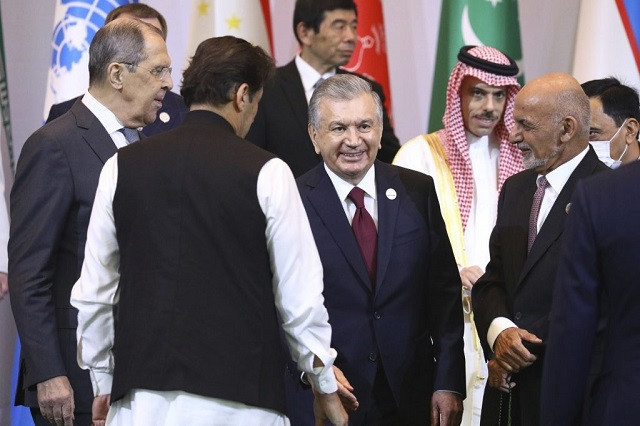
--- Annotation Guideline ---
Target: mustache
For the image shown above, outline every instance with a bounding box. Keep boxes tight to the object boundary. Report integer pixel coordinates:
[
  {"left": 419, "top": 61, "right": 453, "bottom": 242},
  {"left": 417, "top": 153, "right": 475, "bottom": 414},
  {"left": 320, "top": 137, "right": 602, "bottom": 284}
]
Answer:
[
  {"left": 517, "top": 142, "right": 531, "bottom": 150},
  {"left": 476, "top": 111, "right": 499, "bottom": 120}
]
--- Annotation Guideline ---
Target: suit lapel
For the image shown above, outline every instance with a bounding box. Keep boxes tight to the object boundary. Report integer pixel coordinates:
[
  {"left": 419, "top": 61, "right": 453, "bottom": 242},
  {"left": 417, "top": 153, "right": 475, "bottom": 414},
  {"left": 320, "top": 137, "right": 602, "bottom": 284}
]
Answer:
[
  {"left": 278, "top": 61, "right": 310, "bottom": 137},
  {"left": 305, "top": 166, "right": 373, "bottom": 292},
  {"left": 518, "top": 149, "right": 602, "bottom": 284},
  {"left": 71, "top": 100, "right": 118, "bottom": 164},
  {"left": 374, "top": 162, "right": 400, "bottom": 294}
]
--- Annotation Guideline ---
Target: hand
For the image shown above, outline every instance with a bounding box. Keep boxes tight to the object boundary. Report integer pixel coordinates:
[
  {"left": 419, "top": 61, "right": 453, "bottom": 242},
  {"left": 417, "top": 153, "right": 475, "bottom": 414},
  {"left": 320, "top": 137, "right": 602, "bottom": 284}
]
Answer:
[
  {"left": 313, "top": 391, "right": 348, "bottom": 426},
  {"left": 430, "top": 391, "right": 463, "bottom": 426},
  {"left": 493, "top": 327, "right": 542, "bottom": 373},
  {"left": 91, "top": 394, "right": 110, "bottom": 426},
  {"left": 459, "top": 266, "right": 483, "bottom": 289},
  {"left": 37, "top": 376, "right": 74, "bottom": 425},
  {"left": 0, "top": 272, "right": 8, "bottom": 300},
  {"left": 332, "top": 365, "right": 359, "bottom": 411},
  {"left": 487, "top": 359, "right": 515, "bottom": 393}
]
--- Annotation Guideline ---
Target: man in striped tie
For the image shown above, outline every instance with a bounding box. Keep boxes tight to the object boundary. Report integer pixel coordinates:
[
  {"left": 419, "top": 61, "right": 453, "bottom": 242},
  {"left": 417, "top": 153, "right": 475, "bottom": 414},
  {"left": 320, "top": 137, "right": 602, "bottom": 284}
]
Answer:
[{"left": 471, "top": 73, "right": 608, "bottom": 426}]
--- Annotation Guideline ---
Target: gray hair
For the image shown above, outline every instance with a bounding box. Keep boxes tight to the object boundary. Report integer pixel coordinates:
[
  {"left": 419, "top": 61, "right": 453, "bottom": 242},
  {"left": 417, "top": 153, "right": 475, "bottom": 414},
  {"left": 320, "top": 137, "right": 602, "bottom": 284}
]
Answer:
[
  {"left": 88, "top": 18, "right": 161, "bottom": 86},
  {"left": 554, "top": 88, "right": 591, "bottom": 139},
  {"left": 308, "top": 74, "right": 383, "bottom": 128}
]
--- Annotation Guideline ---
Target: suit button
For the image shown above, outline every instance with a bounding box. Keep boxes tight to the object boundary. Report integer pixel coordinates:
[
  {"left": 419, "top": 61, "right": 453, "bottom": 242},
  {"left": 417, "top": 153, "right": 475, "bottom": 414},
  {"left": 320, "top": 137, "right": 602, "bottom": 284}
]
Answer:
[
  {"left": 368, "top": 352, "right": 377, "bottom": 362},
  {"left": 374, "top": 311, "right": 381, "bottom": 320},
  {"left": 514, "top": 312, "right": 522, "bottom": 320}
]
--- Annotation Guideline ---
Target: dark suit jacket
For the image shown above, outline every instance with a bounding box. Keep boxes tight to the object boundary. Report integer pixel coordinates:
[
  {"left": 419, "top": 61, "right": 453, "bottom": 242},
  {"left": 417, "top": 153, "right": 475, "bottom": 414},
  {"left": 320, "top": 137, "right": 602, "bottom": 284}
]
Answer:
[
  {"left": 9, "top": 101, "right": 118, "bottom": 413},
  {"left": 246, "top": 60, "right": 400, "bottom": 177},
  {"left": 540, "top": 161, "right": 640, "bottom": 426},
  {"left": 287, "top": 161, "right": 465, "bottom": 425},
  {"left": 472, "top": 148, "right": 607, "bottom": 426},
  {"left": 46, "top": 90, "right": 187, "bottom": 136}
]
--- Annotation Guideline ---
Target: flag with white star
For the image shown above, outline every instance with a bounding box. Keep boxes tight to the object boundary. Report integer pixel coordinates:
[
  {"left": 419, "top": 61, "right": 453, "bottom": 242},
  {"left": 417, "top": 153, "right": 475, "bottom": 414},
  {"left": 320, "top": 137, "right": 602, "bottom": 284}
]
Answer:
[
  {"left": 186, "top": 0, "right": 272, "bottom": 64},
  {"left": 428, "top": 0, "right": 524, "bottom": 132}
]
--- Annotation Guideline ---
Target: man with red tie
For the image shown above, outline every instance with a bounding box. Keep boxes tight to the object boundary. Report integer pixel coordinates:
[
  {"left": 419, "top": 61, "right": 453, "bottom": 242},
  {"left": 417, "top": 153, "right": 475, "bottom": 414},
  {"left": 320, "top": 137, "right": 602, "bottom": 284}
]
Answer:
[{"left": 289, "top": 73, "right": 465, "bottom": 425}]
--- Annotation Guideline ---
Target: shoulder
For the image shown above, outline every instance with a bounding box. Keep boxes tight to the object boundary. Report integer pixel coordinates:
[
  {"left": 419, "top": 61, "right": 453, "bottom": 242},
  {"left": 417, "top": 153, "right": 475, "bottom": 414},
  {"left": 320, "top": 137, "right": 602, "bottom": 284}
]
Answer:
[{"left": 379, "top": 161, "right": 435, "bottom": 194}]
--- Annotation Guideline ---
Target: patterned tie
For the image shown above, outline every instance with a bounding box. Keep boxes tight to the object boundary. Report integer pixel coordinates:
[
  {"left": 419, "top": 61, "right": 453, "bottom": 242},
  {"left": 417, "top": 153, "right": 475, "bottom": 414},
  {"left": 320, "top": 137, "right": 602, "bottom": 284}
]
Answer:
[
  {"left": 348, "top": 187, "right": 378, "bottom": 285},
  {"left": 119, "top": 127, "right": 140, "bottom": 144},
  {"left": 528, "top": 176, "right": 549, "bottom": 252}
]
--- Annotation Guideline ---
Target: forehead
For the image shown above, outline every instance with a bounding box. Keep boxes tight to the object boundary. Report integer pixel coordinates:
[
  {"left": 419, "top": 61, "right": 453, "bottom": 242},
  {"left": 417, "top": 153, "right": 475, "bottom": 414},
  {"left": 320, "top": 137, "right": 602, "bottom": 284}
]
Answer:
[
  {"left": 589, "top": 97, "right": 618, "bottom": 130},
  {"left": 460, "top": 76, "right": 506, "bottom": 93},
  {"left": 319, "top": 93, "right": 378, "bottom": 123},
  {"left": 141, "top": 31, "right": 169, "bottom": 62},
  {"left": 319, "top": 8, "right": 357, "bottom": 26}
]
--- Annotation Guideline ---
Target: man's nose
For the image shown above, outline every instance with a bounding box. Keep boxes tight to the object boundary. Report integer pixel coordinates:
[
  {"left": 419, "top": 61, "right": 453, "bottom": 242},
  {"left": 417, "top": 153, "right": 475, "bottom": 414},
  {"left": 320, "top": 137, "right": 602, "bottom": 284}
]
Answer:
[
  {"left": 344, "top": 25, "right": 357, "bottom": 42},
  {"left": 162, "top": 72, "right": 174, "bottom": 91},
  {"left": 508, "top": 127, "right": 521, "bottom": 143},
  {"left": 344, "top": 127, "right": 360, "bottom": 144}
]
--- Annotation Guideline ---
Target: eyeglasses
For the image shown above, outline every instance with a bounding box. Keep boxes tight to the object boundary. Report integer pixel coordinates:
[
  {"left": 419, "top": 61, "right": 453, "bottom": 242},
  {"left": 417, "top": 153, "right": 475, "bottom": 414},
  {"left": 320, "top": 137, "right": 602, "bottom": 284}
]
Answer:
[{"left": 120, "top": 62, "right": 172, "bottom": 81}]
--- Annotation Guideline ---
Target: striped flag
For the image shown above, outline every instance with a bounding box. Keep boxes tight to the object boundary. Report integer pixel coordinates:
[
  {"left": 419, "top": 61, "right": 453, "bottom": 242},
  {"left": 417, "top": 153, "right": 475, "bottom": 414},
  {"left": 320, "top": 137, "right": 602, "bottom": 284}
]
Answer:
[
  {"left": 342, "top": 0, "right": 393, "bottom": 121},
  {"left": 185, "top": 0, "right": 272, "bottom": 63},
  {"left": 572, "top": 0, "right": 640, "bottom": 88},
  {"left": 428, "top": 0, "right": 524, "bottom": 132},
  {"left": 43, "top": 0, "right": 136, "bottom": 121}
]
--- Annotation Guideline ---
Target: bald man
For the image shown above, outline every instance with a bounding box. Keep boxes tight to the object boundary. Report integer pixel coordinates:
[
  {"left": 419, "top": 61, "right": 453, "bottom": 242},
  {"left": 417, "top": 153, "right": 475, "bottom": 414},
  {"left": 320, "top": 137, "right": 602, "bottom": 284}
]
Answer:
[{"left": 471, "top": 73, "right": 608, "bottom": 426}]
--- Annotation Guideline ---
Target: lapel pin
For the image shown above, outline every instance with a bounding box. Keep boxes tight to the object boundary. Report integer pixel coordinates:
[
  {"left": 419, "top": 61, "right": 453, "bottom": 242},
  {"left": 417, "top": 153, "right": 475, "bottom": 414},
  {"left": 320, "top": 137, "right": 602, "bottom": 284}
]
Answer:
[
  {"left": 159, "top": 112, "right": 170, "bottom": 123},
  {"left": 565, "top": 203, "right": 572, "bottom": 214},
  {"left": 386, "top": 188, "right": 397, "bottom": 200}
]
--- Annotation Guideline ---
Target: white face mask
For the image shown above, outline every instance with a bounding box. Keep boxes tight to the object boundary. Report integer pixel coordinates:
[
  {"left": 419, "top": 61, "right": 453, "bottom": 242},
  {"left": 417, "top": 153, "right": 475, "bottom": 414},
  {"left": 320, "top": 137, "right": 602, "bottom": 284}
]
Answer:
[{"left": 589, "top": 120, "right": 628, "bottom": 169}]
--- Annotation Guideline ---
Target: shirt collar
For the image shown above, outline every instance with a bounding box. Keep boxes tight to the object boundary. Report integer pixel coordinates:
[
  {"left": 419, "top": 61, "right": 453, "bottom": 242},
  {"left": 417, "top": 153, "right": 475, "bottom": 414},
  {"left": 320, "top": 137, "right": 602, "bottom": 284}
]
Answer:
[
  {"left": 81, "top": 90, "right": 126, "bottom": 135},
  {"left": 295, "top": 55, "right": 337, "bottom": 93},
  {"left": 541, "top": 146, "right": 589, "bottom": 194},
  {"left": 324, "top": 163, "right": 377, "bottom": 202}
]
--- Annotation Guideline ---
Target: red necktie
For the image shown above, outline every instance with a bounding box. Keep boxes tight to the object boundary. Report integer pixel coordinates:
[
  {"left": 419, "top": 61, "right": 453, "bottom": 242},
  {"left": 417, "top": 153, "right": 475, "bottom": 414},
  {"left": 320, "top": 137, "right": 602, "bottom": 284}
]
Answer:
[
  {"left": 528, "top": 176, "right": 549, "bottom": 252},
  {"left": 348, "top": 187, "right": 378, "bottom": 284}
]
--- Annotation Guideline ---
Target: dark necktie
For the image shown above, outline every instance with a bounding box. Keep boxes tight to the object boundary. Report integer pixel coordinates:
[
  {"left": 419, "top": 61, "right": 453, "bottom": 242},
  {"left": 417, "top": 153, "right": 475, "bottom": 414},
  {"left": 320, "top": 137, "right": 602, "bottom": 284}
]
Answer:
[
  {"left": 528, "top": 176, "right": 549, "bottom": 252},
  {"left": 348, "top": 187, "right": 377, "bottom": 284},
  {"left": 119, "top": 127, "right": 140, "bottom": 144}
]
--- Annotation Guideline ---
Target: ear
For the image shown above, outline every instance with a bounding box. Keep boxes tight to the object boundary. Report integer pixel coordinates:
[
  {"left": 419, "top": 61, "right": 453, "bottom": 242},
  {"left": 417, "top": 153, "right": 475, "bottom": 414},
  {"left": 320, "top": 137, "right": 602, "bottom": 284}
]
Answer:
[
  {"left": 624, "top": 118, "right": 639, "bottom": 144},
  {"left": 233, "top": 83, "right": 250, "bottom": 112},
  {"left": 559, "top": 116, "right": 578, "bottom": 143},
  {"left": 296, "top": 22, "right": 315, "bottom": 47},
  {"left": 308, "top": 123, "right": 321, "bottom": 154},
  {"left": 107, "top": 62, "right": 126, "bottom": 90}
]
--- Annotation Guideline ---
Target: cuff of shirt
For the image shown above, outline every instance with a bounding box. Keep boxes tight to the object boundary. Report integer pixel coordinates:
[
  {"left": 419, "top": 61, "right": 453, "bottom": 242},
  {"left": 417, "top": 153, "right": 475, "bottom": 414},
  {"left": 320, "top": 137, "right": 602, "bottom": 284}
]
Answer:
[
  {"left": 90, "top": 370, "right": 113, "bottom": 397},
  {"left": 306, "top": 348, "right": 338, "bottom": 394},
  {"left": 487, "top": 317, "right": 518, "bottom": 351}
]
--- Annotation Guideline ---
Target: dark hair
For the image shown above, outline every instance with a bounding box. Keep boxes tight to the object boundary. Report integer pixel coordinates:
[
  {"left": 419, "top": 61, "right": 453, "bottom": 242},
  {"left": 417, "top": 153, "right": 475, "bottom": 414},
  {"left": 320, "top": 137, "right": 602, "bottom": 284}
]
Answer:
[
  {"left": 581, "top": 77, "right": 640, "bottom": 127},
  {"left": 89, "top": 19, "right": 158, "bottom": 86},
  {"left": 181, "top": 36, "right": 275, "bottom": 108},
  {"left": 106, "top": 3, "right": 168, "bottom": 40},
  {"left": 293, "top": 0, "right": 357, "bottom": 44}
]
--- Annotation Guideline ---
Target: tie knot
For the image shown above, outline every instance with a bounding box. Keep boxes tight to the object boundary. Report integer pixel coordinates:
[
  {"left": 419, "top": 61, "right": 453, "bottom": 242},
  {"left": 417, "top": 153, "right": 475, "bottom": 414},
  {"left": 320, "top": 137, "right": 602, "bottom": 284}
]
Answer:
[
  {"left": 119, "top": 127, "right": 140, "bottom": 144},
  {"left": 537, "top": 175, "right": 549, "bottom": 189},
  {"left": 348, "top": 187, "right": 366, "bottom": 209}
]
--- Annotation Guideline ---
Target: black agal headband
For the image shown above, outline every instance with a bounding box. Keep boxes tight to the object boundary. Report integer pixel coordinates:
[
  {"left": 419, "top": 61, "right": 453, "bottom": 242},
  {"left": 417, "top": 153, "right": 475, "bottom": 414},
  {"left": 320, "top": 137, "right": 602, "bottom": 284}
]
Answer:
[{"left": 457, "top": 45, "right": 519, "bottom": 77}]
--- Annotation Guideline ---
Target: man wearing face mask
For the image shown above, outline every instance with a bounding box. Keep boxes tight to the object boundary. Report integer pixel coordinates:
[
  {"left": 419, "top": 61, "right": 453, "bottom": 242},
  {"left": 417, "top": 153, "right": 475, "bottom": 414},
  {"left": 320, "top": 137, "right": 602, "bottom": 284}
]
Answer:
[{"left": 581, "top": 77, "right": 640, "bottom": 169}]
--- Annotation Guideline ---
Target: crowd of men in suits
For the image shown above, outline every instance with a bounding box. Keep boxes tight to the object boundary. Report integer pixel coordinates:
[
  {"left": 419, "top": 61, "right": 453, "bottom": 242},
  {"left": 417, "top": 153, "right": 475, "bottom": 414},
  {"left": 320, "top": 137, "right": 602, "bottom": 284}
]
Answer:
[{"left": 4, "top": 0, "right": 640, "bottom": 425}]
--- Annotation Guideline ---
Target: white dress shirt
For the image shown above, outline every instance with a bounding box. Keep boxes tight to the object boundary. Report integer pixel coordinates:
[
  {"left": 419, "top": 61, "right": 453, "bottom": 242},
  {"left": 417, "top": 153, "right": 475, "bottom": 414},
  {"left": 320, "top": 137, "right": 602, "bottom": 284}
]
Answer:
[
  {"left": 465, "top": 132, "right": 500, "bottom": 270},
  {"left": 295, "top": 55, "right": 336, "bottom": 104},
  {"left": 487, "top": 146, "right": 590, "bottom": 350},
  {"left": 82, "top": 90, "right": 130, "bottom": 149},
  {"left": 71, "top": 156, "right": 337, "bottom": 425},
  {"left": 324, "top": 163, "right": 378, "bottom": 227}
]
